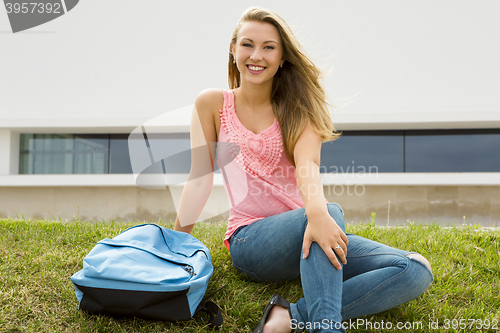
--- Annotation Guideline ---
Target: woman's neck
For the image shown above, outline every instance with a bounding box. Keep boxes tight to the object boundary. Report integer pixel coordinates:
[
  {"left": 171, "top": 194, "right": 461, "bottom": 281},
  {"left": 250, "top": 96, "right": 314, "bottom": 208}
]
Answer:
[{"left": 235, "top": 81, "right": 273, "bottom": 110}]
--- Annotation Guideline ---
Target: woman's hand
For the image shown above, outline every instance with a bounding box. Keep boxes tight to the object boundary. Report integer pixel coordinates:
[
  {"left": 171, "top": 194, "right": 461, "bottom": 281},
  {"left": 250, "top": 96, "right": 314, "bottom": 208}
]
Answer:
[{"left": 302, "top": 210, "right": 348, "bottom": 270}]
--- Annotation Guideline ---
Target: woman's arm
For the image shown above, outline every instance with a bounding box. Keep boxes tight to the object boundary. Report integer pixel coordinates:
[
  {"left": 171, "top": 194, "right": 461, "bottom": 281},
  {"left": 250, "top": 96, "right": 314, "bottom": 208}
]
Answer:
[
  {"left": 173, "top": 90, "right": 219, "bottom": 234},
  {"left": 294, "top": 122, "right": 348, "bottom": 270}
]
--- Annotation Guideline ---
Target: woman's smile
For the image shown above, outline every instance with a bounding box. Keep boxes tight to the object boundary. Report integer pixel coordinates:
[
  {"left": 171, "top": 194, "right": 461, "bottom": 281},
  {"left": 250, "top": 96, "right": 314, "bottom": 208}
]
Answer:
[{"left": 247, "top": 64, "right": 266, "bottom": 74}]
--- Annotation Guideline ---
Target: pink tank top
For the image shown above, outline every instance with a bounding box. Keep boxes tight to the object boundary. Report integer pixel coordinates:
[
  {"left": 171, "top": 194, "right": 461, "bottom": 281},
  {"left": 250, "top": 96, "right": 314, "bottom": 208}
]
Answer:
[{"left": 217, "top": 90, "right": 304, "bottom": 250}]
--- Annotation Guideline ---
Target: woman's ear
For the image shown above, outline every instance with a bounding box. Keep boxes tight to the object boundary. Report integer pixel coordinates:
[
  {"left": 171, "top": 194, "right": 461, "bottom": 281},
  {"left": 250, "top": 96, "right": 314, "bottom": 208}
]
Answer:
[{"left": 231, "top": 45, "right": 236, "bottom": 59}]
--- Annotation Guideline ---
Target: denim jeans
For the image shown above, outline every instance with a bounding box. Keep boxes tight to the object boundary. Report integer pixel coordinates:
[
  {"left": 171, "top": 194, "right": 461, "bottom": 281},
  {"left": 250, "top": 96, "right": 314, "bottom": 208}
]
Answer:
[{"left": 229, "top": 203, "right": 434, "bottom": 333}]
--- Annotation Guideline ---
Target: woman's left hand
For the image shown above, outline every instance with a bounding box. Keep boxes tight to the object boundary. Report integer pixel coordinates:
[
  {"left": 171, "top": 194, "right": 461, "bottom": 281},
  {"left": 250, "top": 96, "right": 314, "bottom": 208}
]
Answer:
[{"left": 302, "top": 210, "right": 348, "bottom": 270}]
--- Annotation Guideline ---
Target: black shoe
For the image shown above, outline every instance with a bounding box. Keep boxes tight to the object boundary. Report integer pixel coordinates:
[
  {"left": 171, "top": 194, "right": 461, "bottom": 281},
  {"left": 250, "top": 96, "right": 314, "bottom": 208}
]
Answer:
[{"left": 252, "top": 294, "right": 293, "bottom": 333}]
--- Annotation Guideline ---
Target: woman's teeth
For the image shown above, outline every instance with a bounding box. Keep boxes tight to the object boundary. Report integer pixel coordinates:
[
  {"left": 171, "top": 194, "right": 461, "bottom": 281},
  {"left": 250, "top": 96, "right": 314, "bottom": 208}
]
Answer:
[{"left": 248, "top": 65, "right": 265, "bottom": 71}]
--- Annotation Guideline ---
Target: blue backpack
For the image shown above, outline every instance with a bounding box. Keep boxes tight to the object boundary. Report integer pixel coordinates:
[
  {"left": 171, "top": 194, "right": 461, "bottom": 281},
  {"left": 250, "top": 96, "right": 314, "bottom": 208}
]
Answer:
[{"left": 70, "top": 224, "right": 223, "bottom": 327}]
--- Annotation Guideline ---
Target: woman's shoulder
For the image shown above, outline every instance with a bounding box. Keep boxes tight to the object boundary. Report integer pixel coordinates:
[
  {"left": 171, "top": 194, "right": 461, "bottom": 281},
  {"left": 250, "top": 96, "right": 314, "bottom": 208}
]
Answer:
[{"left": 195, "top": 88, "right": 225, "bottom": 112}]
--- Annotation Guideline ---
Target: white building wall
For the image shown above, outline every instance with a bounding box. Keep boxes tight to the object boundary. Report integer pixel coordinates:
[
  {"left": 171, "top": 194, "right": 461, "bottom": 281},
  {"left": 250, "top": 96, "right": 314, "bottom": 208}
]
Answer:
[
  {"left": 1, "top": 1, "right": 500, "bottom": 224},
  {"left": 1, "top": 0, "right": 500, "bottom": 130},
  {"left": 0, "top": 130, "right": 19, "bottom": 175}
]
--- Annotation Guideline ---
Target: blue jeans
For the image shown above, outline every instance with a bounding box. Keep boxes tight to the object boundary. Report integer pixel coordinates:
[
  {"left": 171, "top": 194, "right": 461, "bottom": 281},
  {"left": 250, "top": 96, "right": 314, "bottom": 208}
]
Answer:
[{"left": 229, "top": 203, "right": 434, "bottom": 333}]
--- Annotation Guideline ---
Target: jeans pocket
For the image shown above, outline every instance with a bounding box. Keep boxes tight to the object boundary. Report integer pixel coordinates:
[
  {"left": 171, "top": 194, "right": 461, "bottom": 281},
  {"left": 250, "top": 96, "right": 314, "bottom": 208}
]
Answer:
[{"left": 230, "top": 225, "right": 252, "bottom": 243}]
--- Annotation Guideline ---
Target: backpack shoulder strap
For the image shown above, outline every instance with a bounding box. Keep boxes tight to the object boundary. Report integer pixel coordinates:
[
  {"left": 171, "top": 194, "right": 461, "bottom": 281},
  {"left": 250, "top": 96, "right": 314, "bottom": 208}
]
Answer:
[
  {"left": 194, "top": 300, "right": 223, "bottom": 328},
  {"left": 193, "top": 284, "right": 227, "bottom": 328}
]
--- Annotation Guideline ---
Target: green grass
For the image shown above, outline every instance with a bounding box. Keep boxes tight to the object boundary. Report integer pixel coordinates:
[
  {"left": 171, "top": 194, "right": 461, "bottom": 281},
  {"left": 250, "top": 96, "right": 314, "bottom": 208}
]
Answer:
[{"left": 1, "top": 218, "right": 499, "bottom": 332}]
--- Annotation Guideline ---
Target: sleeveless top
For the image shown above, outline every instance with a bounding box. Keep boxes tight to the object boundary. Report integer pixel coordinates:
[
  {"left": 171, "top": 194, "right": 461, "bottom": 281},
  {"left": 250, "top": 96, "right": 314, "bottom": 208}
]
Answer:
[{"left": 217, "top": 90, "right": 304, "bottom": 250}]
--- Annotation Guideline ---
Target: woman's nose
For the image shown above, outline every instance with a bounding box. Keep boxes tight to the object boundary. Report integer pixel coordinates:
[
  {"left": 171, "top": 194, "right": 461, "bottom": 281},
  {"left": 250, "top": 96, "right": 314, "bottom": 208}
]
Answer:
[{"left": 250, "top": 49, "right": 263, "bottom": 62}]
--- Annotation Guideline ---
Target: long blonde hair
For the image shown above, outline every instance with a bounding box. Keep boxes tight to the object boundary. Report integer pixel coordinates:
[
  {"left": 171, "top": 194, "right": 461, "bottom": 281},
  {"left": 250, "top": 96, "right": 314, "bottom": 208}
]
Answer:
[{"left": 228, "top": 7, "right": 339, "bottom": 166}]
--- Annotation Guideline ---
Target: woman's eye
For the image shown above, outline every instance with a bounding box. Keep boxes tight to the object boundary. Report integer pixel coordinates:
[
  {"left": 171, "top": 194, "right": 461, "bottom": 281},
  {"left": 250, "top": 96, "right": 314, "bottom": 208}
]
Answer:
[
  {"left": 242, "top": 43, "right": 252, "bottom": 47},
  {"left": 265, "top": 46, "right": 275, "bottom": 50}
]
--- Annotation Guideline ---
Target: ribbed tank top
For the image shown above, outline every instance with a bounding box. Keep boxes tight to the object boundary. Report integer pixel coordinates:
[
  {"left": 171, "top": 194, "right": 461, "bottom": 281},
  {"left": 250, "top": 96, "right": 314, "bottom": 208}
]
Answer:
[{"left": 217, "top": 90, "right": 304, "bottom": 250}]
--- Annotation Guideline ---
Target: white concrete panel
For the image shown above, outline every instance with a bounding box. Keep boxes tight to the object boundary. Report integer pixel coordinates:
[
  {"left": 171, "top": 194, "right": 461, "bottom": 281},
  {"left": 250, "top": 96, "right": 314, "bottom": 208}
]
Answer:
[
  {"left": 0, "top": 130, "right": 11, "bottom": 175},
  {"left": 2, "top": 173, "right": 500, "bottom": 186},
  {"left": 0, "top": 130, "right": 19, "bottom": 175},
  {"left": 1, "top": 0, "right": 499, "bottom": 128},
  {"left": 9, "top": 131, "right": 19, "bottom": 174}
]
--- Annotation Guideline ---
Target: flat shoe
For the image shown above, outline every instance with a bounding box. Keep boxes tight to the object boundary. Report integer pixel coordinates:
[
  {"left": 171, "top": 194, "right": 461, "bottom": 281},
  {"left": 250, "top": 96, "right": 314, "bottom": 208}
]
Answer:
[{"left": 252, "top": 294, "right": 293, "bottom": 333}]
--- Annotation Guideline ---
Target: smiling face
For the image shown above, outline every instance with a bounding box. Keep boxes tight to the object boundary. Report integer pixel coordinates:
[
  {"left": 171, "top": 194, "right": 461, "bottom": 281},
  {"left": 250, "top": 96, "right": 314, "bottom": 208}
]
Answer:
[{"left": 231, "top": 20, "right": 284, "bottom": 88}]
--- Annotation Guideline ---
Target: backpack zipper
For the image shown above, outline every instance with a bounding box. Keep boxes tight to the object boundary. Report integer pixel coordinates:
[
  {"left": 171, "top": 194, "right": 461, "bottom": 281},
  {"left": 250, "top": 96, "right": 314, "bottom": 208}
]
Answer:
[{"left": 184, "top": 265, "right": 196, "bottom": 276}]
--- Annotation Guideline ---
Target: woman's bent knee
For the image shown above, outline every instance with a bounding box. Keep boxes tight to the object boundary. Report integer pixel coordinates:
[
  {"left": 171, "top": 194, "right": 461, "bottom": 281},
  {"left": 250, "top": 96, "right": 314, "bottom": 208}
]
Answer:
[
  {"left": 402, "top": 253, "right": 434, "bottom": 299},
  {"left": 406, "top": 253, "right": 432, "bottom": 273},
  {"left": 327, "top": 203, "right": 345, "bottom": 232}
]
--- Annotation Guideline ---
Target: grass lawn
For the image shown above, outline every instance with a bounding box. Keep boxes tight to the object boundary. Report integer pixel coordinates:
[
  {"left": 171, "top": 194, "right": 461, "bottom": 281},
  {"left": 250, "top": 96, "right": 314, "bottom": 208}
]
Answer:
[{"left": 1, "top": 218, "right": 499, "bottom": 332}]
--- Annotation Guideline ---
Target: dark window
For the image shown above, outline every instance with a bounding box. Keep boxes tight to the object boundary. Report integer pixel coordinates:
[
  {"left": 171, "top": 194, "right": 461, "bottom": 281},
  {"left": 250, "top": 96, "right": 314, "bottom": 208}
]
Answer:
[
  {"left": 19, "top": 129, "right": 500, "bottom": 174},
  {"left": 144, "top": 133, "right": 191, "bottom": 174},
  {"left": 405, "top": 129, "right": 500, "bottom": 172},
  {"left": 19, "top": 133, "right": 194, "bottom": 174},
  {"left": 19, "top": 134, "right": 108, "bottom": 174},
  {"left": 109, "top": 134, "right": 133, "bottom": 174},
  {"left": 321, "top": 131, "right": 404, "bottom": 173},
  {"left": 73, "top": 135, "right": 109, "bottom": 174}
]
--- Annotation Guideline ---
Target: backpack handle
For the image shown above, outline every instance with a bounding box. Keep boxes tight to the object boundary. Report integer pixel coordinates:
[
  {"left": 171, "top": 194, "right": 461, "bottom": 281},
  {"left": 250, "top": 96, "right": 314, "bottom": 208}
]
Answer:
[
  {"left": 194, "top": 284, "right": 227, "bottom": 328},
  {"left": 194, "top": 300, "right": 223, "bottom": 328}
]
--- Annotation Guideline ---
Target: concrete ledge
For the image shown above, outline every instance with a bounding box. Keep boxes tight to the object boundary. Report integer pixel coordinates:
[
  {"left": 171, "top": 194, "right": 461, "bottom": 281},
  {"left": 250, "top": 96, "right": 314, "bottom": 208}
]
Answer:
[
  {"left": 325, "top": 185, "right": 500, "bottom": 228},
  {"left": 2, "top": 173, "right": 500, "bottom": 187},
  {"left": 0, "top": 186, "right": 229, "bottom": 223},
  {"left": 1, "top": 184, "right": 498, "bottom": 227},
  {"left": 320, "top": 172, "right": 500, "bottom": 186}
]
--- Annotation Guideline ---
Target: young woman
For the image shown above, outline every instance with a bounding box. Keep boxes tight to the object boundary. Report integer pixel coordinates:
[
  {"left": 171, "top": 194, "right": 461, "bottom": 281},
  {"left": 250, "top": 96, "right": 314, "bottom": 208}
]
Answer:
[{"left": 174, "top": 7, "right": 433, "bottom": 333}]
